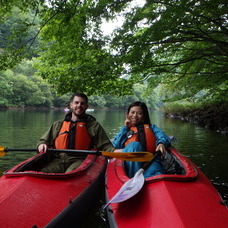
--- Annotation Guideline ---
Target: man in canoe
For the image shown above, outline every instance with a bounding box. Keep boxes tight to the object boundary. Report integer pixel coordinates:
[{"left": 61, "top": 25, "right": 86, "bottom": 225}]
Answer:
[
  {"left": 113, "top": 101, "right": 171, "bottom": 178},
  {"left": 37, "top": 92, "right": 115, "bottom": 173}
]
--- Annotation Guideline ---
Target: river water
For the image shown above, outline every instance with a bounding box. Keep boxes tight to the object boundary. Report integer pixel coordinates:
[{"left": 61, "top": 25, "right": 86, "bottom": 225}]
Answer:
[{"left": 0, "top": 109, "right": 228, "bottom": 226}]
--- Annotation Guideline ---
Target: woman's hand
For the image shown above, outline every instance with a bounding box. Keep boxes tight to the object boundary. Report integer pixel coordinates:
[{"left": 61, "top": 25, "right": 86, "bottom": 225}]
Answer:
[
  {"left": 38, "top": 144, "right": 48, "bottom": 153},
  {"left": 156, "top": 143, "right": 167, "bottom": 155},
  {"left": 124, "top": 114, "right": 132, "bottom": 128}
]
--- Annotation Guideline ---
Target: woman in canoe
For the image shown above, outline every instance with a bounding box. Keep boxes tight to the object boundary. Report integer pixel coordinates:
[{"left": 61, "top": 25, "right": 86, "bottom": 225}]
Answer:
[{"left": 113, "top": 101, "right": 171, "bottom": 178}]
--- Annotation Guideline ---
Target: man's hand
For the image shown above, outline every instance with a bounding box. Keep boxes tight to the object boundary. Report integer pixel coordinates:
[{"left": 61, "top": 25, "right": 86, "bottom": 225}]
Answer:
[{"left": 38, "top": 144, "right": 48, "bottom": 153}]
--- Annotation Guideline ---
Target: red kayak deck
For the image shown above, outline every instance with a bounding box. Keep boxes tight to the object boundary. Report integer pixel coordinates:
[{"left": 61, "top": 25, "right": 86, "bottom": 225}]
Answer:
[
  {"left": 0, "top": 153, "right": 107, "bottom": 228},
  {"left": 105, "top": 148, "right": 228, "bottom": 228}
]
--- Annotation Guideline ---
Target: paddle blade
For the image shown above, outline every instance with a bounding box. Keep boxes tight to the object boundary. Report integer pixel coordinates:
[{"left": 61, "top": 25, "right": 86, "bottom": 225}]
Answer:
[
  {"left": 0, "top": 146, "right": 6, "bottom": 151},
  {"left": 0, "top": 146, "right": 6, "bottom": 157},
  {"left": 0, "top": 151, "right": 6, "bottom": 157},
  {"left": 101, "top": 151, "right": 153, "bottom": 162},
  {"left": 103, "top": 168, "right": 145, "bottom": 209}
]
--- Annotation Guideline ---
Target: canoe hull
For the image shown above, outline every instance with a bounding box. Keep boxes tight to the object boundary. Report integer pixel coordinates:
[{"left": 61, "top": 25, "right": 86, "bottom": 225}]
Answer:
[
  {"left": 105, "top": 148, "right": 228, "bottom": 228},
  {"left": 0, "top": 153, "right": 107, "bottom": 228}
]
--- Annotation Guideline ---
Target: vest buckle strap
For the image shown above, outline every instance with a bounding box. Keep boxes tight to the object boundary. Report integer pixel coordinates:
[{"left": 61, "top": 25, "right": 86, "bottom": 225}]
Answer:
[{"left": 127, "top": 130, "right": 136, "bottom": 139}]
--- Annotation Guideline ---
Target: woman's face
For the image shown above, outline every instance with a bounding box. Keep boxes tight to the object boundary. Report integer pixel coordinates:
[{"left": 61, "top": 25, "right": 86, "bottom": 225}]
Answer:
[{"left": 127, "top": 106, "right": 144, "bottom": 126}]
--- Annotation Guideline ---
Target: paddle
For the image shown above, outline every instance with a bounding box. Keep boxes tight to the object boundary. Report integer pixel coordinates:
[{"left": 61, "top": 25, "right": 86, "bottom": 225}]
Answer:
[
  {"left": 102, "top": 151, "right": 160, "bottom": 209},
  {"left": 0, "top": 146, "right": 153, "bottom": 162}
]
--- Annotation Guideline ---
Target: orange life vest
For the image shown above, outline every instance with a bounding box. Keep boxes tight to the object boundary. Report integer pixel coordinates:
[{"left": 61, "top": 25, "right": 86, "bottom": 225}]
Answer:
[
  {"left": 124, "top": 124, "right": 157, "bottom": 153},
  {"left": 55, "top": 121, "right": 92, "bottom": 150}
]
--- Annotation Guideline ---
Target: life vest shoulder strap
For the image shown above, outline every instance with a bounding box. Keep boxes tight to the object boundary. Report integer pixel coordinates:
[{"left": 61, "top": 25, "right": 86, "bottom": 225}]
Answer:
[{"left": 143, "top": 124, "right": 157, "bottom": 153}]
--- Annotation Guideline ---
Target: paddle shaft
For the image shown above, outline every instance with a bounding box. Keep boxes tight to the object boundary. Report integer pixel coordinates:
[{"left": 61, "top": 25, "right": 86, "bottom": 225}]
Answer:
[
  {"left": 0, "top": 147, "right": 153, "bottom": 162},
  {"left": 3, "top": 148, "right": 101, "bottom": 155},
  {"left": 142, "top": 151, "right": 161, "bottom": 170}
]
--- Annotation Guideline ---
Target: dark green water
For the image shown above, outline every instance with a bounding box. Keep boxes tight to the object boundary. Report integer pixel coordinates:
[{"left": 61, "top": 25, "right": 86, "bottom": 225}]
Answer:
[{"left": 0, "top": 109, "right": 228, "bottom": 226}]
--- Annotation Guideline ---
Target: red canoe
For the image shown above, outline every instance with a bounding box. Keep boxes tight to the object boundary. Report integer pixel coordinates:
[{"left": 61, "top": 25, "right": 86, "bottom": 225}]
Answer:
[
  {"left": 105, "top": 147, "right": 228, "bottom": 228},
  {"left": 0, "top": 152, "right": 107, "bottom": 228}
]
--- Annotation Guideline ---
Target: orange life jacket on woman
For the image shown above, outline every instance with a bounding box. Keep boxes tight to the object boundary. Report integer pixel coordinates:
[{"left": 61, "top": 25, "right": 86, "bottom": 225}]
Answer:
[
  {"left": 55, "top": 121, "right": 92, "bottom": 150},
  {"left": 124, "top": 124, "right": 157, "bottom": 153}
]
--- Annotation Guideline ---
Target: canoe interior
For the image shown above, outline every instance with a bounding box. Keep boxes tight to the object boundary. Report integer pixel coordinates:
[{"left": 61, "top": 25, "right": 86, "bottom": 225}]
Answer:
[
  {"left": 4, "top": 152, "right": 98, "bottom": 178},
  {"left": 114, "top": 147, "right": 198, "bottom": 185},
  {"left": 12, "top": 153, "right": 58, "bottom": 172},
  {"left": 161, "top": 150, "right": 185, "bottom": 175}
]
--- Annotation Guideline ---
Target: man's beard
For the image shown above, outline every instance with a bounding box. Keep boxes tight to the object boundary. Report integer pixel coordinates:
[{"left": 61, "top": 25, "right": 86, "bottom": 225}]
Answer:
[{"left": 73, "top": 111, "right": 86, "bottom": 117}]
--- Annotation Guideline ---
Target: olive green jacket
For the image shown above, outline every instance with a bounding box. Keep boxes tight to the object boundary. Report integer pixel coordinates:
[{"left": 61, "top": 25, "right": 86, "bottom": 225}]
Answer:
[{"left": 37, "top": 113, "right": 115, "bottom": 152}]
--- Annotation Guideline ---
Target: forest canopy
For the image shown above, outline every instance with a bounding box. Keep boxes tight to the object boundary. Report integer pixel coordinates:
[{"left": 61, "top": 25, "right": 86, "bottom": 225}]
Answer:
[{"left": 0, "top": 0, "right": 227, "bottom": 103}]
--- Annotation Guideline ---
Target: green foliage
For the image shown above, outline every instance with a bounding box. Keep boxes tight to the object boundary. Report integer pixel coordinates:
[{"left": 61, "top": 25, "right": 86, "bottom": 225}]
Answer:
[
  {"left": 12, "top": 59, "right": 36, "bottom": 76},
  {"left": 110, "top": 0, "right": 228, "bottom": 101},
  {"left": 88, "top": 83, "right": 158, "bottom": 109},
  {"left": 89, "top": 95, "right": 107, "bottom": 109},
  {"left": 0, "top": 6, "right": 40, "bottom": 70},
  {"left": 52, "top": 93, "right": 71, "bottom": 107},
  {"left": 161, "top": 101, "right": 203, "bottom": 115},
  {"left": 36, "top": 46, "right": 131, "bottom": 95},
  {"left": 0, "top": 0, "right": 227, "bottom": 104},
  {"left": 33, "top": 0, "right": 135, "bottom": 95},
  {"left": 0, "top": 72, "right": 13, "bottom": 107},
  {"left": 162, "top": 101, "right": 228, "bottom": 133},
  {"left": 0, "top": 59, "right": 53, "bottom": 107},
  {"left": 0, "top": 59, "right": 155, "bottom": 108}
]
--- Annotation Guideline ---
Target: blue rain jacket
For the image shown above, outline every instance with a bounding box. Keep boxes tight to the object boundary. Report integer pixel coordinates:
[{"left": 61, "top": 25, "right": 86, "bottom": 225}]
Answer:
[{"left": 113, "top": 124, "right": 171, "bottom": 178}]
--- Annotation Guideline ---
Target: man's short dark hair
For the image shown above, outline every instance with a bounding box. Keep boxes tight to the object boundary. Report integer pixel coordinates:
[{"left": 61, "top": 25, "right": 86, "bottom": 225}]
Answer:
[{"left": 70, "top": 92, "right": 88, "bottom": 104}]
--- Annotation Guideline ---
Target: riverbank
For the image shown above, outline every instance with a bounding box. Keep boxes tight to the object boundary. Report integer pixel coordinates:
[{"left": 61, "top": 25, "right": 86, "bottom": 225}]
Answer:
[{"left": 163, "top": 102, "right": 228, "bottom": 135}]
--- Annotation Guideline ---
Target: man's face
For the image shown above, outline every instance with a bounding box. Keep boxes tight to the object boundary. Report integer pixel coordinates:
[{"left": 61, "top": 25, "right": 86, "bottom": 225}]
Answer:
[{"left": 70, "top": 96, "right": 88, "bottom": 117}]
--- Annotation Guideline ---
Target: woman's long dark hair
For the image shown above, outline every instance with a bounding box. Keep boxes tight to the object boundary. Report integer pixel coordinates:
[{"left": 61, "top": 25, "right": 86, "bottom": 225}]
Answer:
[{"left": 127, "top": 101, "right": 151, "bottom": 125}]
